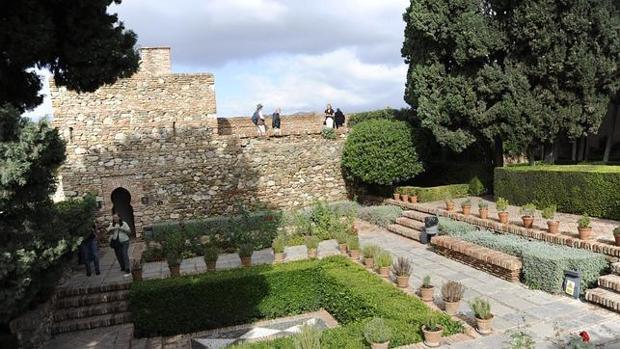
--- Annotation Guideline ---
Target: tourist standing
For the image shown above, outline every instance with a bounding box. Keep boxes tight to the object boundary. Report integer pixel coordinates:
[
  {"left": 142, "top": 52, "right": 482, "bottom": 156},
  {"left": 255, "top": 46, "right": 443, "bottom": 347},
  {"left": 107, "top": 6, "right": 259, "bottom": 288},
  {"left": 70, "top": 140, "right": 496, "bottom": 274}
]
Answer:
[
  {"left": 324, "top": 104, "right": 335, "bottom": 129},
  {"left": 79, "top": 223, "right": 101, "bottom": 276},
  {"left": 107, "top": 214, "right": 131, "bottom": 275},
  {"left": 252, "top": 104, "right": 266, "bottom": 136},
  {"left": 335, "top": 108, "right": 345, "bottom": 128},
  {"left": 272, "top": 108, "right": 281, "bottom": 136}
]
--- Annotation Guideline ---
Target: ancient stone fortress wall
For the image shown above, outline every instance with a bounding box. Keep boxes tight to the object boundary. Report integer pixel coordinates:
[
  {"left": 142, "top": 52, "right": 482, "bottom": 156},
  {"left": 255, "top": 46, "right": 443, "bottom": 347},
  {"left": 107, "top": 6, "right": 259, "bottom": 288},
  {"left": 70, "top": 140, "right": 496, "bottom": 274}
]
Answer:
[{"left": 51, "top": 47, "right": 349, "bottom": 235}]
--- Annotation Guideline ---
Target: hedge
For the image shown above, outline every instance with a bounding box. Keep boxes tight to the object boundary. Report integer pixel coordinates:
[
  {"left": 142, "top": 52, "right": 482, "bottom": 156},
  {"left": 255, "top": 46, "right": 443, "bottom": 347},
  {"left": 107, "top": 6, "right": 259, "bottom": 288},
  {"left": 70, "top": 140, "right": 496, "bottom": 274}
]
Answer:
[
  {"left": 130, "top": 257, "right": 462, "bottom": 346},
  {"left": 397, "top": 184, "right": 470, "bottom": 202},
  {"left": 494, "top": 165, "right": 620, "bottom": 220},
  {"left": 439, "top": 219, "right": 609, "bottom": 294},
  {"left": 356, "top": 205, "right": 403, "bottom": 228}
]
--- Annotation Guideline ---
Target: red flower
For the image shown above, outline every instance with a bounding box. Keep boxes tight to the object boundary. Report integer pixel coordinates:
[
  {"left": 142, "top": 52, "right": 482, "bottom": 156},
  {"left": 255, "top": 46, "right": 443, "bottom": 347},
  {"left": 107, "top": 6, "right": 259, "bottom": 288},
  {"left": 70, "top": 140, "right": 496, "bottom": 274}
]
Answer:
[{"left": 579, "top": 331, "right": 590, "bottom": 342}]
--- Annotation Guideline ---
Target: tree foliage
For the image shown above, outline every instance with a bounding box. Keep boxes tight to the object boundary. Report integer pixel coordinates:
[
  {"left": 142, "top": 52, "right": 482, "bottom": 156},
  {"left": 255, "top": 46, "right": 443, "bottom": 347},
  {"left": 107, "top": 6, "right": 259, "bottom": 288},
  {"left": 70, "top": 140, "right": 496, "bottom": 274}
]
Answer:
[{"left": 402, "top": 0, "right": 620, "bottom": 160}]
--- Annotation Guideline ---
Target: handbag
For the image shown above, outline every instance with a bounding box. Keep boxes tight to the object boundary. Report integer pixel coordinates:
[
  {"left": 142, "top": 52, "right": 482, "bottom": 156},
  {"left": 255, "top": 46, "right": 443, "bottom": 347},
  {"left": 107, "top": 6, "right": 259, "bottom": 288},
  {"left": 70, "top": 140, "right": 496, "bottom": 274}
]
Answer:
[{"left": 110, "top": 231, "right": 121, "bottom": 249}]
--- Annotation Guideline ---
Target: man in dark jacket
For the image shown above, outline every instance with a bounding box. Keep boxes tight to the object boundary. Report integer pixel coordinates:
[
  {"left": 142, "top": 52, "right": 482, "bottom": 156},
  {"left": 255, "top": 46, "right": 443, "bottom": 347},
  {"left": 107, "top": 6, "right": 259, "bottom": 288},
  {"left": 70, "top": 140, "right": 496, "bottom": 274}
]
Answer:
[{"left": 335, "top": 108, "right": 345, "bottom": 128}]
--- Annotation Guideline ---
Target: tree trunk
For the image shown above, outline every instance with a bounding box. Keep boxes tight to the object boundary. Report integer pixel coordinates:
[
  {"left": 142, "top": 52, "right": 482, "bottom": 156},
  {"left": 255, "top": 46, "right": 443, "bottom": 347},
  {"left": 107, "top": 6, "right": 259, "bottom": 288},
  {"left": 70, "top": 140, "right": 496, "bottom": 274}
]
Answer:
[
  {"left": 603, "top": 103, "right": 619, "bottom": 163},
  {"left": 571, "top": 141, "right": 577, "bottom": 161},
  {"left": 577, "top": 136, "right": 585, "bottom": 162},
  {"left": 494, "top": 137, "right": 504, "bottom": 167},
  {"left": 544, "top": 142, "right": 556, "bottom": 164},
  {"left": 527, "top": 146, "right": 536, "bottom": 166},
  {"left": 584, "top": 135, "right": 589, "bottom": 161}
]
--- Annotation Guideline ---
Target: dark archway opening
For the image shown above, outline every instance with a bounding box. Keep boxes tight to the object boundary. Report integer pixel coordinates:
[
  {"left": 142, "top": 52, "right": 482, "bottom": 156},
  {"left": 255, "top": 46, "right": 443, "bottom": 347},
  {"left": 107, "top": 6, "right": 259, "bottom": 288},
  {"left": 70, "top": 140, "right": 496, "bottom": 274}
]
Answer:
[{"left": 111, "top": 187, "right": 136, "bottom": 237}]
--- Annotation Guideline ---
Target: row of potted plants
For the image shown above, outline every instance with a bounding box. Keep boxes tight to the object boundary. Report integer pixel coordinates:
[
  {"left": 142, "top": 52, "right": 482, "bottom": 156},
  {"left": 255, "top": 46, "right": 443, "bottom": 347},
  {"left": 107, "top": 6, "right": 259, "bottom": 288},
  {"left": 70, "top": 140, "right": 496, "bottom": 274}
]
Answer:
[
  {"left": 393, "top": 188, "right": 418, "bottom": 204},
  {"left": 361, "top": 245, "right": 413, "bottom": 288}
]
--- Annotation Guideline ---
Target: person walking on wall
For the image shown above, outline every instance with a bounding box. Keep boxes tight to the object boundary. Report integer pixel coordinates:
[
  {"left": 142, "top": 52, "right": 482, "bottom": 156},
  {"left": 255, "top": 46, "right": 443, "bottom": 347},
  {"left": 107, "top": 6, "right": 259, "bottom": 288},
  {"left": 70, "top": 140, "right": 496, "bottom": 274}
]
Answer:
[
  {"left": 335, "top": 108, "right": 345, "bottom": 129},
  {"left": 108, "top": 214, "right": 131, "bottom": 276},
  {"left": 79, "top": 223, "right": 101, "bottom": 276},
  {"left": 272, "top": 107, "right": 282, "bottom": 136},
  {"left": 252, "top": 104, "right": 266, "bottom": 136},
  {"left": 324, "top": 104, "right": 335, "bottom": 129}
]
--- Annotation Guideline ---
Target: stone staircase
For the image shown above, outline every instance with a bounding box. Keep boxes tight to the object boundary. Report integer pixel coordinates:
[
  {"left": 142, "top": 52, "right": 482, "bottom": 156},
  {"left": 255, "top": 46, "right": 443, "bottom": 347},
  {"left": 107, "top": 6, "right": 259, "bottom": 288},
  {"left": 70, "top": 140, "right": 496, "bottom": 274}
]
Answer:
[
  {"left": 586, "top": 262, "right": 620, "bottom": 313},
  {"left": 52, "top": 283, "right": 132, "bottom": 335},
  {"left": 387, "top": 210, "right": 433, "bottom": 242}
]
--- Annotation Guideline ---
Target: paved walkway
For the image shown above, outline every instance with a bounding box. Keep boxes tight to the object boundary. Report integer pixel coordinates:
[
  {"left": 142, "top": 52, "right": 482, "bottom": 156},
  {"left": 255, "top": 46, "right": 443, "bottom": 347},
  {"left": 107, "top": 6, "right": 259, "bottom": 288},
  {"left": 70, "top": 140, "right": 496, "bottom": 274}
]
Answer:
[
  {"left": 356, "top": 220, "right": 620, "bottom": 348},
  {"left": 418, "top": 196, "right": 620, "bottom": 244}
]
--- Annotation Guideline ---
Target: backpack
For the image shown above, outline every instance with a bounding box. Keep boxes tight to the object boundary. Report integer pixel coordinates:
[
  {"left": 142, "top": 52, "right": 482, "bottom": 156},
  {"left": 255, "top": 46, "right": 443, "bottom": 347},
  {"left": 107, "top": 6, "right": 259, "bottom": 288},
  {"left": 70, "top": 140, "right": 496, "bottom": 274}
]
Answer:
[{"left": 251, "top": 111, "right": 259, "bottom": 125}]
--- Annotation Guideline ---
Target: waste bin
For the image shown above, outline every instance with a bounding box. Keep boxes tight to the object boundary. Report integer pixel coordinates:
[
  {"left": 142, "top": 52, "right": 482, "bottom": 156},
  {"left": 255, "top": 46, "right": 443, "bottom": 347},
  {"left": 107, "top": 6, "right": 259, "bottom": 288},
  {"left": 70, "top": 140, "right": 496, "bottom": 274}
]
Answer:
[
  {"left": 420, "top": 216, "right": 439, "bottom": 244},
  {"left": 563, "top": 270, "right": 581, "bottom": 299}
]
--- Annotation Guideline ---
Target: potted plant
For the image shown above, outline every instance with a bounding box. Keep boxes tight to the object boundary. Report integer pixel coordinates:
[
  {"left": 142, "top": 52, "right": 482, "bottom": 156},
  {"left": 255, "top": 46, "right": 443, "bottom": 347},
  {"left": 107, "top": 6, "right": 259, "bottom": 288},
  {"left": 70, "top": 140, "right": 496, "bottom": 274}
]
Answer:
[
  {"left": 478, "top": 201, "right": 489, "bottom": 220},
  {"left": 272, "top": 237, "right": 286, "bottom": 263},
  {"left": 363, "top": 244, "right": 380, "bottom": 269},
  {"left": 461, "top": 199, "right": 472, "bottom": 216},
  {"left": 441, "top": 280, "right": 464, "bottom": 315},
  {"left": 407, "top": 188, "right": 418, "bottom": 204},
  {"left": 348, "top": 235, "right": 361, "bottom": 260},
  {"left": 422, "top": 317, "right": 443, "bottom": 347},
  {"left": 400, "top": 188, "right": 410, "bottom": 203},
  {"left": 444, "top": 196, "right": 454, "bottom": 211},
  {"left": 392, "top": 256, "right": 412, "bottom": 288},
  {"left": 577, "top": 216, "right": 592, "bottom": 240},
  {"left": 520, "top": 203, "right": 536, "bottom": 228},
  {"left": 162, "top": 230, "right": 185, "bottom": 277},
  {"left": 614, "top": 227, "right": 620, "bottom": 247},
  {"left": 496, "top": 197, "right": 509, "bottom": 224},
  {"left": 335, "top": 230, "right": 348, "bottom": 254},
  {"left": 469, "top": 297, "right": 493, "bottom": 335},
  {"left": 376, "top": 250, "right": 392, "bottom": 278},
  {"left": 131, "top": 259, "right": 143, "bottom": 281},
  {"left": 305, "top": 236, "right": 319, "bottom": 259},
  {"left": 542, "top": 205, "right": 559, "bottom": 234},
  {"left": 393, "top": 190, "right": 401, "bottom": 201},
  {"left": 420, "top": 275, "right": 434, "bottom": 302},
  {"left": 364, "top": 317, "right": 391, "bottom": 349},
  {"left": 203, "top": 245, "right": 219, "bottom": 272},
  {"left": 238, "top": 243, "right": 254, "bottom": 267}
]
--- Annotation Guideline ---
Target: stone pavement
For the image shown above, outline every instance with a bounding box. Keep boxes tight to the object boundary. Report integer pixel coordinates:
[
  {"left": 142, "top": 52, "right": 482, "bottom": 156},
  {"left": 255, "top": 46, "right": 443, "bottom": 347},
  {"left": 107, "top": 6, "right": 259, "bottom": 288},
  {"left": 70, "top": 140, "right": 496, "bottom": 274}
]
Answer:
[
  {"left": 356, "top": 220, "right": 620, "bottom": 348},
  {"left": 45, "top": 324, "right": 133, "bottom": 349}
]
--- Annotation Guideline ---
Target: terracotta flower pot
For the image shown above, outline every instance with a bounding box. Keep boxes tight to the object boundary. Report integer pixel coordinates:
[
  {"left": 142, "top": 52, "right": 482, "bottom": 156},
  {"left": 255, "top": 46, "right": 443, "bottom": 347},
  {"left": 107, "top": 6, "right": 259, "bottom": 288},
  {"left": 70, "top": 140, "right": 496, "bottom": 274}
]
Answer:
[
  {"left": 401, "top": 194, "right": 410, "bottom": 202},
  {"left": 420, "top": 286, "right": 434, "bottom": 302},
  {"left": 338, "top": 243, "right": 348, "bottom": 254},
  {"left": 445, "top": 202, "right": 454, "bottom": 211},
  {"left": 409, "top": 195, "right": 418, "bottom": 204},
  {"left": 393, "top": 193, "right": 400, "bottom": 200},
  {"left": 308, "top": 248, "right": 317, "bottom": 259},
  {"left": 206, "top": 261, "right": 217, "bottom": 272},
  {"left": 521, "top": 216, "right": 534, "bottom": 228},
  {"left": 479, "top": 208, "right": 488, "bottom": 220},
  {"left": 444, "top": 300, "right": 460, "bottom": 315},
  {"left": 349, "top": 249, "right": 360, "bottom": 260},
  {"left": 169, "top": 265, "right": 180, "bottom": 277},
  {"left": 371, "top": 342, "right": 389, "bottom": 349},
  {"left": 422, "top": 325, "right": 443, "bottom": 347},
  {"left": 131, "top": 269, "right": 143, "bottom": 281},
  {"left": 615, "top": 235, "right": 620, "bottom": 247},
  {"left": 547, "top": 221, "right": 560, "bottom": 234},
  {"left": 274, "top": 252, "right": 284, "bottom": 263},
  {"left": 498, "top": 212, "right": 509, "bottom": 224},
  {"left": 364, "top": 257, "right": 374, "bottom": 269},
  {"left": 578, "top": 227, "right": 592, "bottom": 240},
  {"left": 396, "top": 275, "right": 409, "bottom": 288},
  {"left": 379, "top": 266, "right": 390, "bottom": 278},
  {"left": 475, "top": 315, "right": 494, "bottom": 335},
  {"left": 462, "top": 205, "right": 471, "bottom": 216},
  {"left": 240, "top": 256, "right": 252, "bottom": 267}
]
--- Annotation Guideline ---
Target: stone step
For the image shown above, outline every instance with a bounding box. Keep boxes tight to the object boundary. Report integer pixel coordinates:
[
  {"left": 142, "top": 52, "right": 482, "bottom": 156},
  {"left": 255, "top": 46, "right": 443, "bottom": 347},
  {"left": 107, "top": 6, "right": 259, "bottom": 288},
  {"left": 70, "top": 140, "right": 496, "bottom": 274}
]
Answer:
[
  {"left": 53, "top": 300, "right": 129, "bottom": 322},
  {"left": 56, "top": 282, "right": 131, "bottom": 298},
  {"left": 51, "top": 312, "right": 132, "bottom": 335},
  {"left": 55, "top": 290, "right": 130, "bottom": 309},
  {"left": 395, "top": 217, "right": 425, "bottom": 231},
  {"left": 585, "top": 288, "right": 620, "bottom": 313},
  {"left": 402, "top": 210, "right": 433, "bottom": 222},
  {"left": 612, "top": 262, "right": 620, "bottom": 275},
  {"left": 387, "top": 224, "right": 422, "bottom": 241},
  {"left": 598, "top": 274, "right": 620, "bottom": 292}
]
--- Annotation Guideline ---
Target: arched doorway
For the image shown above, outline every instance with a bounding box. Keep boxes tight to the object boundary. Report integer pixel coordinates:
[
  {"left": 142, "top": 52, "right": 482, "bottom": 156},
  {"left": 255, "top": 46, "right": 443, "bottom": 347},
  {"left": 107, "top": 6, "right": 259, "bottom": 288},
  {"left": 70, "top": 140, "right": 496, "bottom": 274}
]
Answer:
[{"left": 111, "top": 187, "right": 136, "bottom": 237}]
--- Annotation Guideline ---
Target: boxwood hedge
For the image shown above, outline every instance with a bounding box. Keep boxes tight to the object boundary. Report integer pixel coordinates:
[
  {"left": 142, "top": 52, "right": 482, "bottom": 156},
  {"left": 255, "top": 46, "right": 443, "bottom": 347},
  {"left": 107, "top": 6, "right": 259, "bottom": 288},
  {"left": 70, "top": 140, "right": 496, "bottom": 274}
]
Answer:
[
  {"left": 130, "top": 257, "right": 462, "bottom": 347},
  {"left": 397, "top": 184, "right": 470, "bottom": 202},
  {"left": 494, "top": 165, "right": 620, "bottom": 220}
]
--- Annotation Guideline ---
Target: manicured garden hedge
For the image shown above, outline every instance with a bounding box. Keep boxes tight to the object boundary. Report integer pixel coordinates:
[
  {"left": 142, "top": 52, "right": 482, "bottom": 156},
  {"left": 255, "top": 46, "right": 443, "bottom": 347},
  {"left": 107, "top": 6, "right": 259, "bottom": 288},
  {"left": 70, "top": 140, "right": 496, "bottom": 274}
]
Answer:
[
  {"left": 130, "top": 257, "right": 462, "bottom": 347},
  {"left": 439, "top": 219, "right": 609, "bottom": 294},
  {"left": 494, "top": 165, "right": 620, "bottom": 220},
  {"left": 397, "top": 184, "right": 470, "bottom": 202}
]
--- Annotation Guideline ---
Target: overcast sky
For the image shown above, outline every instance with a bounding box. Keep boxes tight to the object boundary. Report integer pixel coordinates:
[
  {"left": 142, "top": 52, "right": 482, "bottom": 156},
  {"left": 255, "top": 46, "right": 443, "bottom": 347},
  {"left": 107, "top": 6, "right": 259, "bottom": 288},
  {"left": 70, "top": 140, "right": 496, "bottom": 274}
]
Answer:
[{"left": 25, "top": 0, "right": 409, "bottom": 119}]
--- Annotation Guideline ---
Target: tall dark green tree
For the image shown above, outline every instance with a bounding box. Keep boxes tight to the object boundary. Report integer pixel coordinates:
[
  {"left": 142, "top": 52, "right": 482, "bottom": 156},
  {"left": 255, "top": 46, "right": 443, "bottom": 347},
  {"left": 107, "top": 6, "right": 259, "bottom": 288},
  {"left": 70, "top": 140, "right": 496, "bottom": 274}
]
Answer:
[{"left": 402, "top": 0, "right": 620, "bottom": 165}]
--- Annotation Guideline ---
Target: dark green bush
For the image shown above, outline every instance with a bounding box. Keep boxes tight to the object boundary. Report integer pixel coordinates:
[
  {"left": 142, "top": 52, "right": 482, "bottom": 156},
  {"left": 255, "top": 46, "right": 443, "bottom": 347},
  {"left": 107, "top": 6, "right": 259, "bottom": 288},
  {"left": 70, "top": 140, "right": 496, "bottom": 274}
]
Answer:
[
  {"left": 347, "top": 108, "right": 414, "bottom": 127},
  {"left": 342, "top": 119, "right": 423, "bottom": 186},
  {"left": 397, "top": 184, "right": 470, "bottom": 202},
  {"left": 494, "top": 165, "right": 620, "bottom": 220}
]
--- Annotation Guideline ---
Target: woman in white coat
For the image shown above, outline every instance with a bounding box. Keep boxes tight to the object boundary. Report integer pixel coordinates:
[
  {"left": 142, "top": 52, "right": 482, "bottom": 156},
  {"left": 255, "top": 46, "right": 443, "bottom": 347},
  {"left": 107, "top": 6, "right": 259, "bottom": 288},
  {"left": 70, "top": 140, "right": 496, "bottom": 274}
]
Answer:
[{"left": 107, "top": 214, "right": 131, "bottom": 275}]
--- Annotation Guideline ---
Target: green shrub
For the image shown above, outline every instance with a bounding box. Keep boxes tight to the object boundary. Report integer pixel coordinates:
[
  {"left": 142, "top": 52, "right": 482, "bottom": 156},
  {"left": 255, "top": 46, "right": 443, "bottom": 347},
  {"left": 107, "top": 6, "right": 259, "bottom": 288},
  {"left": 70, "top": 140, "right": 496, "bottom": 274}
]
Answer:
[
  {"left": 348, "top": 236, "right": 360, "bottom": 251},
  {"left": 203, "top": 246, "right": 219, "bottom": 263},
  {"left": 309, "top": 201, "right": 340, "bottom": 240},
  {"left": 469, "top": 298, "right": 492, "bottom": 319},
  {"left": 520, "top": 203, "right": 536, "bottom": 217},
  {"left": 577, "top": 216, "right": 591, "bottom": 229},
  {"left": 541, "top": 205, "right": 556, "bottom": 220},
  {"left": 238, "top": 243, "right": 254, "bottom": 258},
  {"left": 272, "top": 237, "right": 286, "bottom": 253},
  {"left": 494, "top": 165, "right": 620, "bottom": 220},
  {"left": 397, "top": 184, "right": 469, "bottom": 203},
  {"left": 614, "top": 227, "right": 620, "bottom": 236},
  {"left": 342, "top": 119, "right": 423, "bottom": 186},
  {"left": 376, "top": 251, "right": 393, "bottom": 268},
  {"left": 364, "top": 318, "right": 391, "bottom": 344},
  {"left": 461, "top": 199, "right": 472, "bottom": 208},
  {"left": 468, "top": 176, "right": 485, "bottom": 195},
  {"left": 160, "top": 229, "right": 186, "bottom": 267},
  {"left": 362, "top": 245, "right": 381, "bottom": 259},
  {"left": 347, "top": 108, "right": 412, "bottom": 127},
  {"left": 305, "top": 236, "right": 319, "bottom": 250},
  {"left": 439, "top": 219, "right": 609, "bottom": 294},
  {"left": 357, "top": 205, "right": 402, "bottom": 228},
  {"left": 422, "top": 275, "right": 432, "bottom": 288},
  {"left": 496, "top": 197, "right": 509, "bottom": 211},
  {"left": 294, "top": 325, "right": 322, "bottom": 349},
  {"left": 321, "top": 127, "right": 336, "bottom": 140}
]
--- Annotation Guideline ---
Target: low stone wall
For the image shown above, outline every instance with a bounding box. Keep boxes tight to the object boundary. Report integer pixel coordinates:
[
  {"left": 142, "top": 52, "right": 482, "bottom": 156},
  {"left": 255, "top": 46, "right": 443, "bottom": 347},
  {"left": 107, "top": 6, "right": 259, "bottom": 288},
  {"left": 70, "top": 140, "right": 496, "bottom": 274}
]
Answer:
[{"left": 9, "top": 298, "right": 56, "bottom": 349}]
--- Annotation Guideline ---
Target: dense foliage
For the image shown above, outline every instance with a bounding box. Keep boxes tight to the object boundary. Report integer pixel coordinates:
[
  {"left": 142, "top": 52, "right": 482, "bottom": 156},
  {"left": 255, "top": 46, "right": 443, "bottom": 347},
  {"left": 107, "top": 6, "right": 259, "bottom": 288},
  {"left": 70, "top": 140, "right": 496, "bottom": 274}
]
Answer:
[
  {"left": 342, "top": 119, "right": 423, "bottom": 186},
  {"left": 494, "top": 165, "right": 620, "bottom": 220},
  {"left": 130, "top": 257, "right": 462, "bottom": 346},
  {"left": 439, "top": 219, "right": 608, "bottom": 294},
  {"left": 397, "top": 184, "right": 470, "bottom": 202},
  {"left": 348, "top": 108, "right": 414, "bottom": 127},
  {"left": 357, "top": 206, "right": 403, "bottom": 228},
  {"left": 402, "top": 0, "right": 620, "bottom": 163}
]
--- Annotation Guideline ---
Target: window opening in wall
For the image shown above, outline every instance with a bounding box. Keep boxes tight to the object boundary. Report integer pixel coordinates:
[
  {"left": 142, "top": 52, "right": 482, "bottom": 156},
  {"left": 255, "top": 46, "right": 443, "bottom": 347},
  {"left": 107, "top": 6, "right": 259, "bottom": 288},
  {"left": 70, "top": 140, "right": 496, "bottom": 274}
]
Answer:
[
  {"left": 68, "top": 127, "right": 73, "bottom": 143},
  {"left": 172, "top": 121, "right": 176, "bottom": 136}
]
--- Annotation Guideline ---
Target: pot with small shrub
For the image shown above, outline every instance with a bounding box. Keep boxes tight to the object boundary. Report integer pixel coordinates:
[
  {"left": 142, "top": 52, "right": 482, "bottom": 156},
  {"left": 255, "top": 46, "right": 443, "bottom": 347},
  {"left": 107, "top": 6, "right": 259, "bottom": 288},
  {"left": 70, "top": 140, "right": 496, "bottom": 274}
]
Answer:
[
  {"left": 478, "top": 201, "right": 489, "bottom": 220},
  {"left": 392, "top": 256, "right": 412, "bottom": 288},
  {"left": 131, "top": 259, "right": 143, "bottom": 281},
  {"left": 393, "top": 192, "right": 401, "bottom": 201},
  {"left": 335, "top": 230, "right": 349, "bottom": 255},
  {"left": 272, "top": 237, "right": 286, "bottom": 263},
  {"left": 364, "top": 317, "right": 391, "bottom": 349},
  {"left": 496, "top": 197, "right": 509, "bottom": 224},
  {"left": 400, "top": 189, "right": 410, "bottom": 203},
  {"left": 348, "top": 235, "right": 361, "bottom": 260},
  {"left": 420, "top": 275, "right": 434, "bottom": 302},
  {"left": 203, "top": 245, "right": 219, "bottom": 272},
  {"left": 363, "top": 244, "right": 380, "bottom": 269},
  {"left": 407, "top": 188, "right": 418, "bottom": 203},
  {"left": 305, "top": 236, "right": 319, "bottom": 259},
  {"left": 520, "top": 203, "right": 536, "bottom": 228},
  {"left": 162, "top": 230, "right": 185, "bottom": 277},
  {"left": 461, "top": 199, "right": 472, "bottom": 216},
  {"left": 614, "top": 227, "right": 620, "bottom": 247},
  {"left": 470, "top": 297, "right": 493, "bottom": 335},
  {"left": 441, "top": 280, "right": 464, "bottom": 315},
  {"left": 238, "top": 243, "right": 254, "bottom": 267},
  {"left": 376, "top": 250, "right": 392, "bottom": 278},
  {"left": 422, "top": 317, "right": 443, "bottom": 347},
  {"left": 542, "top": 205, "right": 559, "bottom": 234},
  {"left": 577, "top": 216, "right": 592, "bottom": 240},
  {"left": 444, "top": 196, "right": 454, "bottom": 211}
]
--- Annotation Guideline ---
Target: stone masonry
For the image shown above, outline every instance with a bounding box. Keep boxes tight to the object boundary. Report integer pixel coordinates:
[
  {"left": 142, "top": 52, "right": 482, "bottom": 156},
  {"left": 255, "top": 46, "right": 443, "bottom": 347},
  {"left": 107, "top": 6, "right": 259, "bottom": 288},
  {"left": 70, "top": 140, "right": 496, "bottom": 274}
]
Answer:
[{"left": 50, "top": 47, "right": 349, "bottom": 236}]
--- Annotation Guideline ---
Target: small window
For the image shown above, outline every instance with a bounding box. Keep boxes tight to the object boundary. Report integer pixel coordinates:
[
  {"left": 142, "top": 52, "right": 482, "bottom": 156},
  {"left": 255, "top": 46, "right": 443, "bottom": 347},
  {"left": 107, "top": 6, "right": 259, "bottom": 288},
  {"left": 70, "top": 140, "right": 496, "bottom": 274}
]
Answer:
[{"left": 68, "top": 127, "right": 73, "bottom": 143}]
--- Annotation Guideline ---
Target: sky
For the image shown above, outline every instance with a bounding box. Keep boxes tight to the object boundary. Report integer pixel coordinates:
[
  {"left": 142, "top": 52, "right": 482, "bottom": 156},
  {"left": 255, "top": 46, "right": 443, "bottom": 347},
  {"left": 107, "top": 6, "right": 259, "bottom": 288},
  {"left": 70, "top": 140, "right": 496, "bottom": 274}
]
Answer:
[{"left": 24, "top": 0, "right": 410, "bottom": 119}]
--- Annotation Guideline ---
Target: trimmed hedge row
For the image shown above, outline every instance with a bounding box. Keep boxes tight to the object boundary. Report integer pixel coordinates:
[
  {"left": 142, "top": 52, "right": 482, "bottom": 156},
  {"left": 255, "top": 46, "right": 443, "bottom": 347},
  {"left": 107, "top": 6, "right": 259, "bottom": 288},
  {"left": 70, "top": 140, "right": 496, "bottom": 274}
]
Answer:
[
  {"left": 397, "top": 184, "right": 470, "bottom": 202},
  {"left": 130, "top": 257, "right": 462, "bottom": 346},
  {"left": 439, "top": 219, "right": 609, "bottom": 294},
  {"left": 494, "top": 165, "right": 620, "bottom": 220}
]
